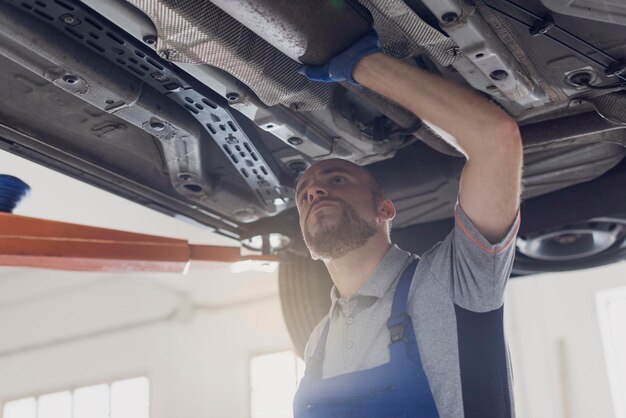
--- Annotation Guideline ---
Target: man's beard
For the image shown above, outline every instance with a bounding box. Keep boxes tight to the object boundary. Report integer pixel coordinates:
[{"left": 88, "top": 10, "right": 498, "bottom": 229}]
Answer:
[{"left": 303, "top": 198, "right": 377, "bottom": 259}]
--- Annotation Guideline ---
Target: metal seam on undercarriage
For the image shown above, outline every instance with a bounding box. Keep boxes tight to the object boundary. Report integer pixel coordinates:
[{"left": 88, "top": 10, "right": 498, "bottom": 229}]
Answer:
[
  {"left": 474, "top": 0, "right": 565, "bottom": 104},
  {"left": 588, "top": 92, "right": 626, "bottom": 125},
  {"left": 3, "top": 0, "right": 287, "bottom": 214},
  {"left": 359, "top": 0, "right": 460, "bottom": 64},
  {"left": 125, "top": 0, "right": 461, "bottom": 111},
  {"left": 126, "top": 0, "right": 336, "bottom": 111}
]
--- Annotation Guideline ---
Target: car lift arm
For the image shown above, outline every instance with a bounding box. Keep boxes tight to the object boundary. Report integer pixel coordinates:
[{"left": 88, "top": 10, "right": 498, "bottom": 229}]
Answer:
[{"left": 0, "top": 212, "right": 276, "bottom": 273}]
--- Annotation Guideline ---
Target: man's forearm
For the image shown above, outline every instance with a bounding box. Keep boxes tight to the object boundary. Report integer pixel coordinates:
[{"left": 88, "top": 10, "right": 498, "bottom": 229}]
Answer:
[
  {"left": 353, "top": 53, "right": 519, "bottom": 157},
  {"left": 298, "top": 35, "right": 522, "bottom": 244}
]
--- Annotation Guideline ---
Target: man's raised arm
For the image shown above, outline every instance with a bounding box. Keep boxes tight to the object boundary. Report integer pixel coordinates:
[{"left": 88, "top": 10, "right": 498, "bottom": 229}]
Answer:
[{"left": 351, "top": 52, "right": 522, "bottom": 244}]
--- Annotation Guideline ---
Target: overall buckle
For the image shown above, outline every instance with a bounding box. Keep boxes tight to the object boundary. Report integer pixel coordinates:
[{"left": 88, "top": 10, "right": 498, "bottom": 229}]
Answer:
[{"left": 387, "top": 313, "right": 409, "bottom": 344}]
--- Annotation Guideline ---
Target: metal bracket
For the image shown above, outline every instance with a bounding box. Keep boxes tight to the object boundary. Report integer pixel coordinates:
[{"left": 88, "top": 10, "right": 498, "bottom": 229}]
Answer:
[
  {"left": 605, "top": 60, "right": 626, "bottom": 79},
  {"left": 420, "top": 0, "right": 546, "bottom": 109},
  {"left": 3, "top": 0, "right": 289, "bottom": 214},
  {"left": 529, "top": 15, "right": 554, "bottom": 37}
]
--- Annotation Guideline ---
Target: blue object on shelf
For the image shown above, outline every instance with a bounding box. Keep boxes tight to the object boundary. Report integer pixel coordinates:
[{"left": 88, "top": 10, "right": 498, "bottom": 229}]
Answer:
[{"left": 0, "top": 175, "right": 30, "bottom": 213}]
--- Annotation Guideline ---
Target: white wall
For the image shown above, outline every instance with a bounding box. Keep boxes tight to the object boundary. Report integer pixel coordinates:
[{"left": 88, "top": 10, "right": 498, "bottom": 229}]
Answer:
[
  {"left": 505, "top": 263, "right": 626, "bottom": 418},
  {"left": 0, "top": 150, "right": 294, "bottom": 418},
  {"left": 0, "top": 268, "right": 292, "bottom": 418}
]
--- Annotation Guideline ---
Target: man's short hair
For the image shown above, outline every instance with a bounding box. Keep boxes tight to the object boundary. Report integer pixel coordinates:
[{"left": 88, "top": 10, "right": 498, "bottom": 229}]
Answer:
[{"left": 367, "top": 172, "right": 386, "bottom": 201}]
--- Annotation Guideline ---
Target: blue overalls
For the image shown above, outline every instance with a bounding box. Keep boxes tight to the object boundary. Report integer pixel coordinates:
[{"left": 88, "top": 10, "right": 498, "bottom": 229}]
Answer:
[{"left": 293, "top": 259, "right": 440, "bottom": 418}]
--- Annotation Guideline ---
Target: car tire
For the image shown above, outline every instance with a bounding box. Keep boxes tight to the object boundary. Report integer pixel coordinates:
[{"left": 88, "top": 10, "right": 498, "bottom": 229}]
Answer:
[
  {"left": 278, "top": 255, "right": 333, "bottom": 358},
  {"left": 513, "top": 237, "right": 626, "bottom": 275},
  {"left": 513, "top": 218, "right": 626, "bottom": 275}
]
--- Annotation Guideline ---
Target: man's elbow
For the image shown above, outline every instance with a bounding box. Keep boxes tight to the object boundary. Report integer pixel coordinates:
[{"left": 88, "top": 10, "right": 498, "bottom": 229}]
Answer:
[{"left": 491, "top": 117, "right": 523, "bottom": 159}]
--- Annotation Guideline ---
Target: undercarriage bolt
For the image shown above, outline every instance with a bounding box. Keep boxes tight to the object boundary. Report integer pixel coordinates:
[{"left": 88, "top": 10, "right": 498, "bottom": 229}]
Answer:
[
  {"left": 569, "top": 72, "right": 592, "bottom": 86},
  {"left": 226, "top": 92, "right": 240, "bottom": 101},
  {"left": 287, "top": 137, "right": 304, "bottom": 146},
  {"left": 62, "top": 75, "right": 79, "bottom": 84},
  {"left": 149, "top": 120, "right": 165, "bottom": 131},
  {"left": 441, "top": 12, "right": 458, "bottom": 24},
  {"left": 151, "top": 72, "right": 168, "bottom": 82},
  {"left": 143, "top": 35, "right": 157, "bottom": 46},
  {"left": 490, "top": 69, "right": 509, "bottom": 80},
  {"left": 60, "top": 14, "right": 80, "bottom": 25}
]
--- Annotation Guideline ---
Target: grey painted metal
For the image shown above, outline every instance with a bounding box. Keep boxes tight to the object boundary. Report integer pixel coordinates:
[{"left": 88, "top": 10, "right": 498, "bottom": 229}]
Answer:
[
  {"left": 420, "top": 0, "right": 548, "bottom": 109},
  {"left": 414, "top": 0, "right": 463, "bottom": 20},
  {"left": 81, "top": 0, "right": 158, "bottom": 43},
  {"left": 176, "top": 64, "right": 338, "bottom": 159},
  {"left": 80, "top": 0, "right": 407, "bottom": 166},
  {"left": 126, "top": 0, "right": 336, "bottom": 111},
  {"left": 358, "top": 0, "right": 460, "bottom": 65},
  {"left": 1, "top": 0, "right": 289, "bottom": 216},
  {"left": 208, "top": 0, "right": 371, "bottom": 65},
  {"left": 0, "top": 122, "right": 241, "bottom": 236},
  {"left": 540, "top": 0, "right": 626, "bottom": 27},
  {"left": 122, "top": 0, "right": 460, "bottom": 112},
  {"left": 520, "top": 111, "right": 626, "bottom": 152}
]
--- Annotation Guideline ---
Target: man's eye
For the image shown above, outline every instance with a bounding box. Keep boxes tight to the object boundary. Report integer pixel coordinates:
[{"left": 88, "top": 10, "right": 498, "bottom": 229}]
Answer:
[{"left": 332, "top": 176, "right": 345, "bottom": 184}]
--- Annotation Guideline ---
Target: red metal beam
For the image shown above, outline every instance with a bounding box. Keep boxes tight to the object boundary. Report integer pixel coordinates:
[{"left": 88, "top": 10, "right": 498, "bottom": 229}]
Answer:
[{"left": 0, "top": 213, "right": 276, "bottom": 272}]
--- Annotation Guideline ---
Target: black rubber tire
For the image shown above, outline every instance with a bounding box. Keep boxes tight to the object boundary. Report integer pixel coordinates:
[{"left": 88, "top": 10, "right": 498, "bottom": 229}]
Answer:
[
  {"left": 278, "top": 255, "right": 333, "bottom": 359},
  {"left": 512, "top": 235, "right": 626, "bottom": 275}
]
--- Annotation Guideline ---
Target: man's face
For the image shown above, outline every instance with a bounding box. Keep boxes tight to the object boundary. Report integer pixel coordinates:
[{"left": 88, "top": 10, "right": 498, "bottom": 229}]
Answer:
[{"left": 295, "top": 160, "right": 380, "bottom": 260}]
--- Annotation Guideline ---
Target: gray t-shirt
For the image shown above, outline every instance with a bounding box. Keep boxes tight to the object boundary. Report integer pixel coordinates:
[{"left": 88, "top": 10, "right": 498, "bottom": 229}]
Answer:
[{"left": 304, "top": 199, "right": 521, "bottom": 418}]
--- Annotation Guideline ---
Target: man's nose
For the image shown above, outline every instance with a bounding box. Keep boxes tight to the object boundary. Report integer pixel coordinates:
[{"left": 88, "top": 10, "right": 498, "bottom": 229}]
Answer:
[{"left": 307, "top": 185, "right": 328, "bottom": 204}]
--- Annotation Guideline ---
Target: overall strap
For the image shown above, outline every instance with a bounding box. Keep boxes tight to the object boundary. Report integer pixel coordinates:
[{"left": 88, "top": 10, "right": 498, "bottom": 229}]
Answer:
[
  {"left": 387, "top": 257, "right": 420, "bottom": 362},
  {"left": 305, "top": 256, "right": 420, "bottom": 377},
  {"left": 305, "top": 319, "right": 330, "bottom": 379}
]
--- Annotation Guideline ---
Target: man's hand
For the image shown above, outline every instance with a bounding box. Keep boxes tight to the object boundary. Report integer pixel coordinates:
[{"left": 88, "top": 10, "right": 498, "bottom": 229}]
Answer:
[{"left": 298, "top": 31, "right": 381, "bottom": 86}]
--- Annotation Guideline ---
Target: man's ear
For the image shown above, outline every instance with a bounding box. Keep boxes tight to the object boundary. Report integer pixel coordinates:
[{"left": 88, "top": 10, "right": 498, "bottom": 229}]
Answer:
[{"left": 378, "top": 199, "right": 396, "bottom": 222}]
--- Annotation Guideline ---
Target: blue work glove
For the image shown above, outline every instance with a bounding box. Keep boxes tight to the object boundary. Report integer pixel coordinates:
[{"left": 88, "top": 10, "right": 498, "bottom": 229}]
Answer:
[{"left": 299, "top": 30, "right": 382, "bottom": 86}]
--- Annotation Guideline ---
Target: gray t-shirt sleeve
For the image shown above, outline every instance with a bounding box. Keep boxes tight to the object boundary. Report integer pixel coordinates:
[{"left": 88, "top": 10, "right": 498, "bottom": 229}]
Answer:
[{"left": 421, "top": 198, "right": 521, "bottom": 312}]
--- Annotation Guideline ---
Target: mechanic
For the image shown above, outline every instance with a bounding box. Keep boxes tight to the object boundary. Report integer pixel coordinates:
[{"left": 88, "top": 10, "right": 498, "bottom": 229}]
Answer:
[{"left": 292, "top": 32, "right": 523, "bottom": 418}]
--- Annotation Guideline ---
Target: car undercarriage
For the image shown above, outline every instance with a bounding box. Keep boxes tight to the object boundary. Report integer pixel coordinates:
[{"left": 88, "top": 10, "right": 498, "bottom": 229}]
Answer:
[{"left": 2, "top": 0, "right": 626, "bottom": 353}]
